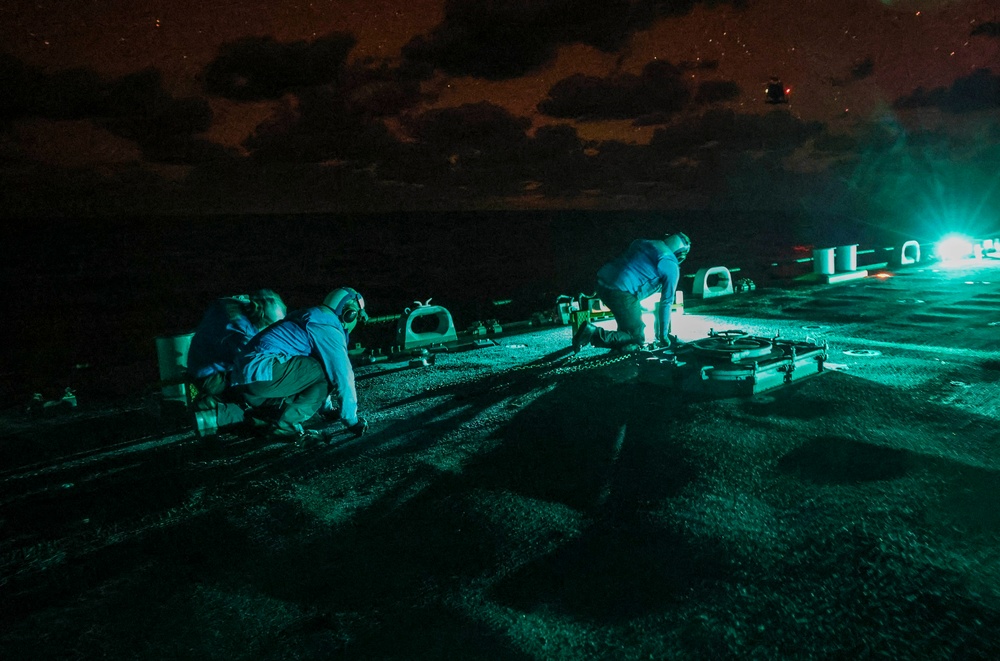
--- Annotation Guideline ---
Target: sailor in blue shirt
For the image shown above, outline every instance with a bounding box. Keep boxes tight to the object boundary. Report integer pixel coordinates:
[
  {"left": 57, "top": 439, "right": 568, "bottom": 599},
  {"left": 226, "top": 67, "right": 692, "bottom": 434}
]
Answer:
[
  {"left": 573, "top": 232, "right": 690, "bottom": 352},
  {"left": 230, "top": 287, "right": 369, "bottom": 442},
  {"left": 187, "top": 289, "right": 286, "bottom": 410}
]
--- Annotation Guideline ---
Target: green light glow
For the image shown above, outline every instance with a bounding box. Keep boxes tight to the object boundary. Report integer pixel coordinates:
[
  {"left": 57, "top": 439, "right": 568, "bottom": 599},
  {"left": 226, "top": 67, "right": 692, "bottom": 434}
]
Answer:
[
  {"left": 839, "top": 117, "right": 1000, "bottom": 247},
  {"left": 934, "top": 234, "right": 974, "bottom": 261}
]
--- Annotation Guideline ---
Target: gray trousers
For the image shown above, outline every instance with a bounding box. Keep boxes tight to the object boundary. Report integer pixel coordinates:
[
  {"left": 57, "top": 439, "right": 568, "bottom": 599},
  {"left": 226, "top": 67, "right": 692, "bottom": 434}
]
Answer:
[
  {"left": 592, "top": 285, "right": 647, "bottom": 349},
  {"left": 242, "top": 356, "right": 330, "bottom": 433},
  {"left": 191, "top": 372, "right": 227, "bottom": 411},
  {"left": 192, "top": 371, "right": 249, "bottom": 428}
]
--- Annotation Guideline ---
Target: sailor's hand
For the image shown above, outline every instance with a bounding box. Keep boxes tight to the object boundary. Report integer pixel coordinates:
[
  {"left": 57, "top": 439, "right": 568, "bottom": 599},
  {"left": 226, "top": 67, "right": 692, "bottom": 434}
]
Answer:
[
  {"left": 656, "top": 335, "right": 671, "bottom": 349},
  {"left": 347, "top": 417, "right": 369, "bottom": 437},
  {"left": 667, "top": 334, "right": 683, "bottom": 347}
]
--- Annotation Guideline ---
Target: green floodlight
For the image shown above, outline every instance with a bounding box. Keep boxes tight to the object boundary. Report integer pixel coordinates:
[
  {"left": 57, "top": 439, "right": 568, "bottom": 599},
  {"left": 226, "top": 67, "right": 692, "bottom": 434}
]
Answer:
[{"left": 934, "top": 234, "right": 974, "bottom": 261}]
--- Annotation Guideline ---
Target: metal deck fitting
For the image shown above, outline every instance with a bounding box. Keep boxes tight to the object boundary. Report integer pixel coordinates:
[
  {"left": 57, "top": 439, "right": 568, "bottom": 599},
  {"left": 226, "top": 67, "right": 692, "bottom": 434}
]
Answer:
[
  {"left": 395, "top": 303, "right": 459, "bottom": 350},
  {"left": 640, "top": 329, "right": 828, "bottom": 397}
]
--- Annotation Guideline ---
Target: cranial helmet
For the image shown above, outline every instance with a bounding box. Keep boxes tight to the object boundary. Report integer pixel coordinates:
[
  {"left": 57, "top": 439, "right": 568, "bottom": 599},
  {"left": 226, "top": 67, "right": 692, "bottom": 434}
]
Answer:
[
  {"left": 663, "top": 232, "right": 691, "bottom": 263},
  {"left": 323, "top": 287, "right": 368, "bottom": 333}
]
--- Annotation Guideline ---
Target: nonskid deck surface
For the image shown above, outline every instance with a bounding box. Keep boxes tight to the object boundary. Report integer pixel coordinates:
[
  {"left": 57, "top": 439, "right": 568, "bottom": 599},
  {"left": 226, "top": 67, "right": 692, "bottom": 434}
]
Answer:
[
  {"left": 4, "top": 263, "right": 1000, "bottom": 548},
  {"left": 2, "top": 261, "right": 1000, "bottom": 659}
]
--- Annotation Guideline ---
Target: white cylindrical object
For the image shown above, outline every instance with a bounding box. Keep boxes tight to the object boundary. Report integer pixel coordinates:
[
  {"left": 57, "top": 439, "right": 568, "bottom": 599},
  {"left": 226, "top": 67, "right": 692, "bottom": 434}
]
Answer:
[
  {"left": 156, "top": 333, "right": 194, "bottom": 402},
  {"left": 835, "top": 244, "right": 858, "bottom": 272},
  {"left": 813, "top": 248, "right": 836, "bottom": 275}
]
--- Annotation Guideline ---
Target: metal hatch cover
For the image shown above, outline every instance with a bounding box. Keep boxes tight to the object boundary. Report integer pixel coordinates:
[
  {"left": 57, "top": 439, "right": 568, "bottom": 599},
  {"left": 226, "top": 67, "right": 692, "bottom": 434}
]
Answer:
[
  {"left": 640, "top": 329, "right": 828, "bottom": 397},
  {"left": 689, "top": 330, "right": 775, "bottom": 362}
]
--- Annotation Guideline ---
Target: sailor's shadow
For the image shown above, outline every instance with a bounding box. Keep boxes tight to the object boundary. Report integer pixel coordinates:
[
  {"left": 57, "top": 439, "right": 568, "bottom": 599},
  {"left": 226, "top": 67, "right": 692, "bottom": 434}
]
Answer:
[
  {"left": 777, "top": 436, "right": 912, "bottom": 484},
  {"left": 0, "top": 407, "right": 172, "bottom": 474},
  {"left": 258, "top": 374, "right": 717, "bottom": 624},
  {"left": 460, "top": 375, "right": 696, "bottom": 512},
  {"left": 463, "top": 376, "right": 730, "bottom": 621},
  {"left": 741, "top": 390, "right": 844, "bottom": 420},
  {"left": 363, "top": 349, "right": 582, "bottom": 456},
  {"left": 489, "top": 515, "right": 729, "bottom": 621}
]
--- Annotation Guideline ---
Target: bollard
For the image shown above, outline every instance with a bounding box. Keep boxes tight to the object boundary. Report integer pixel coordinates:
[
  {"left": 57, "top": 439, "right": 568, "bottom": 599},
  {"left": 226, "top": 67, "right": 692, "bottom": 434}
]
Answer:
[
  {"left": 693, "top": 266, "right": 735, "bottom": 299},
  {"left": 835, "top": 245, "right": 858, "bottom": 272},
  {"left": 395, "top": 304, "right": 458, "bottom": 350},
  {"left": 812, "top": 248, "right": 836, "bottom": 275},
  {"left": 894, "top": 240, "right": 921, "bottom": 266}
]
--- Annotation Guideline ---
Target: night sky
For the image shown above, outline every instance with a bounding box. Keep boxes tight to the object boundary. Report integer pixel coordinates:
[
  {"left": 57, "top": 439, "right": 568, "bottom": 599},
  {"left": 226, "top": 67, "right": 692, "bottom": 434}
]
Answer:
[{"left": 2, "top": 0, "right": 999, "bottom": 217}]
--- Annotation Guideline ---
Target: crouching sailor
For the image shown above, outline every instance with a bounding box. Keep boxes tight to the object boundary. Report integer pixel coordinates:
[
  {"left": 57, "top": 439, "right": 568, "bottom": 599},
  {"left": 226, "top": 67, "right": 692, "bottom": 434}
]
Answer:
[
  {"left": 187, "top": 290, "right": 287, "bottom": 400},
  {"left": 188, "top": 289, "right": 286, "bottom": 437},
  {"left": 573, "top": 231, "right": 690, "bottom": 353},
  {"left": 229, "top": 287, "right": 370, "bottom": 444}
]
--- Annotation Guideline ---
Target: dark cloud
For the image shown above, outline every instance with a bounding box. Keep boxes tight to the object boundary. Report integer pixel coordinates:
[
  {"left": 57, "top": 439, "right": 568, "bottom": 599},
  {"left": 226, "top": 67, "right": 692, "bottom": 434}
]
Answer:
[
  {"left": 244, "top": 87, "right": 403, "bottom": 164},
  {"left": 538, "top": 60, "right": 689, "bottom": 120},
  {"left": 242, "top": 92, "right": 534, "bottom": 193},
  {"left": 139, "top": 135, "right": 235, "bottom": 165},
  {"left": 340, "top": 64, "right": 428, "bottom": 118},
  {"left": 828, "top": 56, "right": 874, "bottom": 88},
  {"left": 105, "top": 71, "right": 212, "bottom": 135},
  {"left": 388, "top": 103, "right": 824, "bottom": 205},
  {"left": 894, "top": 68, "right": 1000, "bottom": 113},
  {"left": 402, "top": 0, "right": 633, "bottom": 80},
  {"left": 0, "top": 55, "right": 216, "bottom": 163},
  {"left": 402, "top": 0, "right": 746, "bottom": 80},
  {"left": 0, "top": 104, "right": 856, "bottom": 217},
  {"left": 649, "top": 108, "right": 823, "bottom": 154},
  {"left": 204, "top": 33, "right": 428, "bottom": 122},
  {"left": 395, "top": 102, "right": 534, "bottom": 193},
  {"left": 100, "top": 70, "right": 220, "bottom": 164},
  {"left": 850, "top": 56, "right": 874, "bottom": 81},
  {"left": 678, "top": 59, "right": 719, "bottom": 72},
  {"left": 203, "top": 33, "right": 356, "bottom": 100},
  {"left": 970, "top": 22, "right": 1000, "bottom": 38},
  {"left": 238, "top": 84, "right": 832, "bottom": 210},
  {"left": 694, "top": 80, "right": 741, "bottom": 104},
  {"left": 1, "top": 56, "right": 207, "bottom": 128},
  {"left": 582, "top": 139, "right": 657, "bottom": 192},
  {"left": 165, "top": 109, "right": 1000, "bottom": 219},
  {"left": 523, "top": 123, "right": 596, "bottom": 195},
  {"left": 0, "top": 58, "right": 101, "bottom": 123},
  {"left": 403, "top": 101, "right": 531, "bottom": 155}
]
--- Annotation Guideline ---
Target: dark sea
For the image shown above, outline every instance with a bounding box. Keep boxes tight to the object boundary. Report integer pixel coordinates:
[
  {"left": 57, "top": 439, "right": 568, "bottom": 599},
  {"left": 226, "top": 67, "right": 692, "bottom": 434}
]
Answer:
[{"left": 2, "top": 209, "right": 904, "bottom": 408}]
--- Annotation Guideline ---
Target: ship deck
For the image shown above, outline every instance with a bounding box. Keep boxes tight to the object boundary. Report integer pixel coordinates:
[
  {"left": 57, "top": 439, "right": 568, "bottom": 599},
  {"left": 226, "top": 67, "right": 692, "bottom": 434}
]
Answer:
[{"left": 3, "top": 259, "right": 1000, "bottom": 658}]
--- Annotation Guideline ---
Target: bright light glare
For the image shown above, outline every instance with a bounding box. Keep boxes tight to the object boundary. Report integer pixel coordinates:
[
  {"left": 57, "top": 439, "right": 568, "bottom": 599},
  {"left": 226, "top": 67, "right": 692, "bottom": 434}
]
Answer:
[
  {"left": 935, "top": 234, "right": 974, "bottom": 261},
  {"left": 640, "top": 312, "right": 656, "bottom": 343}
]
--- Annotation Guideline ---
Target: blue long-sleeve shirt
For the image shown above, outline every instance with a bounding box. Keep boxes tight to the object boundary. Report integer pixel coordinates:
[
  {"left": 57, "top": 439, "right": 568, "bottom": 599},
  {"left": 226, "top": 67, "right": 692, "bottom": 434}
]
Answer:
[
  {"left": 187, "top": 298, "right": 260, "bottom": 379},
  {"left": 231, "top": 306, "right": 358, "bottom": 426},
  {"left": 596, "top": 239, "right": 681, "bottom": 338}
]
